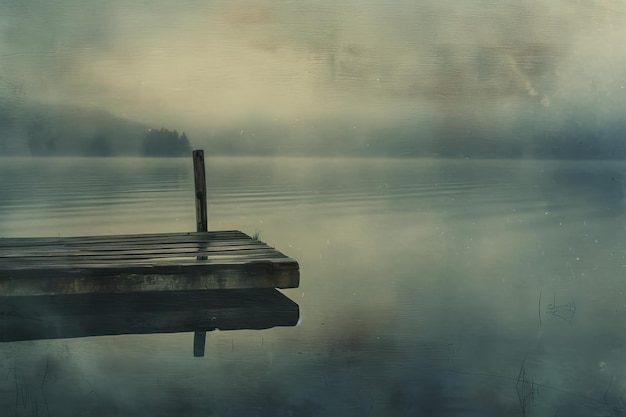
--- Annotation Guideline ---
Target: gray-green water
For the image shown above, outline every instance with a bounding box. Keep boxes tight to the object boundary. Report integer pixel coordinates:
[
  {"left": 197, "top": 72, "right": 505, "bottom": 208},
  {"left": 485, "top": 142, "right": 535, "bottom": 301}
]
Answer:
[{"left": 1, "top": 156, "right": 626, "bottom": 416}]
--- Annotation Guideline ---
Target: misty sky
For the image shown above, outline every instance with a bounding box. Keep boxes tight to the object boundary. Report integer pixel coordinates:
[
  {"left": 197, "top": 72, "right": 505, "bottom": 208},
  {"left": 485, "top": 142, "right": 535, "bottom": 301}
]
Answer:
[{"left": 1, "top": 0, "right": 626, "bottom": 150}]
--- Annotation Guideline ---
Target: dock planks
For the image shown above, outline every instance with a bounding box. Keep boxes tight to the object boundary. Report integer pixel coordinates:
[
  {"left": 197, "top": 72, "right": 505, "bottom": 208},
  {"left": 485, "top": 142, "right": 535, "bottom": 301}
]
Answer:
[{"left": 0, "top": 230, "right": 299, "bottom": 296}]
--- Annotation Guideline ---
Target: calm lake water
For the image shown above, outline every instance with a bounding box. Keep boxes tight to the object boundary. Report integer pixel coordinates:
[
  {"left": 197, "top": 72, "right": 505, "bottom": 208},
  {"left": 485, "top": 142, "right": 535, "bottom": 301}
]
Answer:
[{"left": 1, "top": 156, "right": 626, "bottom": 416}]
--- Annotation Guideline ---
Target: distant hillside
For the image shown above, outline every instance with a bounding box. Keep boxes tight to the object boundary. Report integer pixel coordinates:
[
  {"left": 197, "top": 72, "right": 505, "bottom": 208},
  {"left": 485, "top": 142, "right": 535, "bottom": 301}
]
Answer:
[
  {"left": 3, "top": 99, "right": 625, "bottom": 159},
  {"left": 195, "top": 117, "right": 626, "bottom": 160},
  {"left": 0, "top": 101, "right": 191, "bottom": 157}
]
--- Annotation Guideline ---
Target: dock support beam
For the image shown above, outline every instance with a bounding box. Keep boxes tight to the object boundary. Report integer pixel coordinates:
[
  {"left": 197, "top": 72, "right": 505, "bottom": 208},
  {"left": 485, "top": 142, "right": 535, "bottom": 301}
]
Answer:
[{"left": 193, "top": 149, "right": 208, "bottom": 357}]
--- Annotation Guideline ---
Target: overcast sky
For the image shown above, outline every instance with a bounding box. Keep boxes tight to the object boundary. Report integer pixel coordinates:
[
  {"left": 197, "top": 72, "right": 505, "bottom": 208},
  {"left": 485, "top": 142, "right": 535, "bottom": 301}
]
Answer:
[{"left": 1, "top": 0, "right": 626, "bottom": 146}]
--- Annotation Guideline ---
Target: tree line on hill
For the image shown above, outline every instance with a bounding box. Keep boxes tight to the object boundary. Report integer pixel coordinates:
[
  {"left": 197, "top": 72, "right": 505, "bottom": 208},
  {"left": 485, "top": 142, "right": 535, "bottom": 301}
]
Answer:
[
  {"left": 0, "top": 102, "right": 192, "bottom": 157},
  {"left": 2, "top": 100, "right": 626, "bottom": 159},
  {"left": 141, "top": 128, "right": 191, "bottom": 157}
]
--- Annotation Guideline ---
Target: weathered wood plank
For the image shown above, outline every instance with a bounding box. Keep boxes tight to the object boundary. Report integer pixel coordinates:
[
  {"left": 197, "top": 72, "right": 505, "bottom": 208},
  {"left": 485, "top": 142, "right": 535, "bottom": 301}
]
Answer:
[
  {"left": 0, "top": 231, "right": 299, "bottom": 295},
  {"left": 0, "top": 230, "right": 248, "bottom": 248},
  {"left": 0, "top": 241, "right": 266, "bottom": 257},
  {"left": 0, "top": 262, "right": 299, "bottom": 295},
  {"left": 0, "top": 289, "right": 299, "bottom": 343},
  {"left": 0, "top": 232, "right": 285, "bottom": 259},
  {"left": 0, "top": 248, "right": 289, "bottom": 264}
]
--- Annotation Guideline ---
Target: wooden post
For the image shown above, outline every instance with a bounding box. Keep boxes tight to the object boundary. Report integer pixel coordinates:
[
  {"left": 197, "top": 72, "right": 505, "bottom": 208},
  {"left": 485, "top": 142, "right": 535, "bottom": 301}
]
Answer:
[
  {"left": 193, "top": 150, "right": 208, "bottom": 233},
  {"left": 193, "top": 150, "right": 208, "bottom": 357}
]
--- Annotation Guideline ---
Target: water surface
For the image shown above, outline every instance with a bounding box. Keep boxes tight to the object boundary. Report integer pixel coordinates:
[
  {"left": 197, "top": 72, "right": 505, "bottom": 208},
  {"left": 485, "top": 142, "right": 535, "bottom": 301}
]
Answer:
[{"left": 1, "top": 156, "right": 625, "bottom": 416}]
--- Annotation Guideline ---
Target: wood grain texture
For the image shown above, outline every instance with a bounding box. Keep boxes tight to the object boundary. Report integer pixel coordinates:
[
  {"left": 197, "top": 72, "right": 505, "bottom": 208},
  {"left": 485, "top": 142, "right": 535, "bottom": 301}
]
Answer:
[
  {"left": 0, "top": 231, "right": 299, "bottom": 295},
  {"left": 193, "top": 149, "right": 208, "bottom": 233}
]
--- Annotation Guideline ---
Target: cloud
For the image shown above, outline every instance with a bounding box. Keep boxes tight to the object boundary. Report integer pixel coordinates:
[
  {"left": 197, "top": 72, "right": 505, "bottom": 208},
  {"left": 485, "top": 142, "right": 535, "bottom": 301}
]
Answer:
[{"left": 2, "top": 0, "right": 626, "bottom": 142}]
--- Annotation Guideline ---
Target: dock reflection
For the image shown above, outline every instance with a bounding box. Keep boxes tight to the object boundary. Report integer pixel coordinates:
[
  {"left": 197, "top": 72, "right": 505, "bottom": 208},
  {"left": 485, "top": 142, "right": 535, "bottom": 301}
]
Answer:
[{"left": 0, "top": 289, "right": 299, "bottom": 355}]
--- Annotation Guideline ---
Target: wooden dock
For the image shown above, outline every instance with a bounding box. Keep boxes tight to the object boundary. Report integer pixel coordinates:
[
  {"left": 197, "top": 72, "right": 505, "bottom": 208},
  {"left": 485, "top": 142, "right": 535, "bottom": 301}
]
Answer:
[
  {"left": 0, "top": 230, "right": 299, "bottom": 296},
  {"left": 0, "top": 150, "right": 299, "bottom": 356},
  {"left": 0, "top": 150, "right": 299, "bottom": 297}
]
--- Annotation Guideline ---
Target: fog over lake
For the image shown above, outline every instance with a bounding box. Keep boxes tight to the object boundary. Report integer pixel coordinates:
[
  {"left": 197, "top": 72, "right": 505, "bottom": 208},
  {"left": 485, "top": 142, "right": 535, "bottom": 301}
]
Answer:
[
  {"left": 1, "top": 1, "right": 626, "bottom": 157},
  {"left": 1, "top": 1, "right": 626, "bottom": 416}
]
